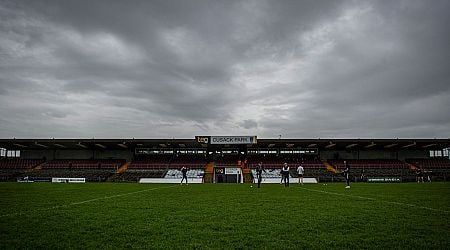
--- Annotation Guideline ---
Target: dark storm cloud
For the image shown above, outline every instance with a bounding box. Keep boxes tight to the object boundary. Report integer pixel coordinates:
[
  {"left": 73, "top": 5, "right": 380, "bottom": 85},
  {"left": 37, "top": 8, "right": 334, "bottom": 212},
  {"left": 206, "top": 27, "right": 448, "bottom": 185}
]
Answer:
[
  {"left": 239, "top": 119, "right": 258, "bottom": 130},
  {"left": 0, "top": 0, "right": 449, "bottom": 138}
]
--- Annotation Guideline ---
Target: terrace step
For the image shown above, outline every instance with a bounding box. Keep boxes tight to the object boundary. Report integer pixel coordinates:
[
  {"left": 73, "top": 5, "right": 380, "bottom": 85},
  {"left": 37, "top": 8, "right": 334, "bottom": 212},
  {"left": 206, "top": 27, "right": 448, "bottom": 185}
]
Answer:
[
  {"left": 323, "top": 161, "right": 337, "bottom": 173},
  {"left": 407, "top": 163, "right": 418, "bottom": 171},
  {"left": 34, "top": 164, "right": 43, "bottom": 170},
  {"left": 117, "top": 162, "right": 130, "bottom": 174},
  {"left": 203, "top": 162, "right": 215, "bottom": 183}
]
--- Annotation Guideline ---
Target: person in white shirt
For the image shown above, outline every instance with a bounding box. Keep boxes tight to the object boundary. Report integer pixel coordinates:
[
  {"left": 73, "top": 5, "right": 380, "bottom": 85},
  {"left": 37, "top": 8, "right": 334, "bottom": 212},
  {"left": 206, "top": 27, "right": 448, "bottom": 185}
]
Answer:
[{"left": 297, "top": 164, "right": 304, "bottom": 185}]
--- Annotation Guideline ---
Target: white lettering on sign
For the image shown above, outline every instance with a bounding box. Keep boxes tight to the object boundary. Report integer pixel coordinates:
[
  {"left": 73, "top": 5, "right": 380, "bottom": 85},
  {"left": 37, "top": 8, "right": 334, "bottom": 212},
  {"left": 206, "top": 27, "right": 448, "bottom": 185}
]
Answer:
[{"left": 210, "top": 136, "right": 257, "bottom": 144}]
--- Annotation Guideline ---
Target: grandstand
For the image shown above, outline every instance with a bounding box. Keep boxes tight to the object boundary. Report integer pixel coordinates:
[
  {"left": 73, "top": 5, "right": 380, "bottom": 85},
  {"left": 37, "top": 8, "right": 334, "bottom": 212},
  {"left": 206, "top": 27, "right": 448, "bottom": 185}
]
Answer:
[{"left": 0, "top": 137, "right": 449, "bottom": 183}]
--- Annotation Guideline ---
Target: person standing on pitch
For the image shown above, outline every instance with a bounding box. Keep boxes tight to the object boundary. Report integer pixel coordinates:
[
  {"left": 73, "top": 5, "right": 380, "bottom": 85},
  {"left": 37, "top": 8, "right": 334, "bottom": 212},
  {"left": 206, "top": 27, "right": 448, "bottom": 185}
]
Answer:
[
  {"left": 282, "top": 163, "right": 290, "bottom": 187},
  {"left": 297, "top": 163, "right": 304, "bottom": 185},
  {"left": 343, "top": 161, "right": 350, "bottom": 189},
  {"left": 256, "top": 162, "right": 266, "bottom": 188},
  {"left": 180, "top": 166, "right": 188, "bottom": 185},
  {"left": 416, "top": 168, "right": 424, "bottom": 183}
]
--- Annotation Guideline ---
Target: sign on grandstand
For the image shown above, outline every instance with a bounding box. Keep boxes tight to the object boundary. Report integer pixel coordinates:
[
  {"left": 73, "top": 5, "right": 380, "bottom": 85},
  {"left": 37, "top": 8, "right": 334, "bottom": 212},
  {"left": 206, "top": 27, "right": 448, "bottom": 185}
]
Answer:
[
  {"left": 135, "top": 148, "right": 174, "bottom": 155},
  {"left": 225, "top": 168, "right": 241, "bottom": 174},
  {"left": 367, "top": 177, "right": 401, "bottom": 182},
  {"left": 196, "top": 136, "right": 257, "bottom": 145},
  {"left": 52, "top": 178, "right": 86, "bottom": 183}
]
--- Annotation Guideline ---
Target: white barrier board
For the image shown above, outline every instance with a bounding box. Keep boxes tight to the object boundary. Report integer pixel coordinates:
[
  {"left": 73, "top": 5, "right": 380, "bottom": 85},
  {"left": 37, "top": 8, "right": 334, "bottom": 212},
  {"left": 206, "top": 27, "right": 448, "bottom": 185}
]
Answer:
[
  {"left": 254, "top": 177, "right": 318, "bottom": 184},
  {"left": 139, "top": 178, "right": 203, "bottom": 184},
  {"left": 139, "top": 178, "right": 317, "bottom": 184},
  {"left": 52, "top": 178, "right": 86, "bottom": 183}
]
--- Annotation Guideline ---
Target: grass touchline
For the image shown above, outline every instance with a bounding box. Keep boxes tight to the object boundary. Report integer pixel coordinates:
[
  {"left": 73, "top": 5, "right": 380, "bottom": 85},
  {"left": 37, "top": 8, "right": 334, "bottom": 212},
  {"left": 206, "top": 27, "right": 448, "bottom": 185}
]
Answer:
[{"left": 296, "top": 185, "right": 450, "bottom": 214}]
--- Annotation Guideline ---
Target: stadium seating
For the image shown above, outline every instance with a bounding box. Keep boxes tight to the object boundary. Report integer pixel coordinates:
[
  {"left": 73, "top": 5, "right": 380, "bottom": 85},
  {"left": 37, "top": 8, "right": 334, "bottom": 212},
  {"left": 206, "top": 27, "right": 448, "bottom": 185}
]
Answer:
[
  {"left": 43, "top": 159, "right": 126, "bottom": 169},
  {"left": 0, "top": 159, "right": 44, "bottom": 169},
  {"left": 111, "top": 169, "right": 167, "bottom": 182},
  {"left": 214, "top": 155, "right": 242, "bottom": 166},
  {"left": 326, "top": 159, "right": 414, "bottom": 181},
  {"left": 246, "top": 155, "right": 322, "bottom": 170},
  {"left": 405, "top": 158, "right": 450, "bottom": 182},
  {"left": 246, "top": 155, "right": 284, "bottom": 168},
  {"left": 170, "top": 154, "right": 208, "bottom": 169},
  {"left": 406, "top": 158, "right": 450, "bottom": 169},
  {"left": 0, "top": 169, "right": 21, "bottom": 181},
  {"left": 129, "top": 155, "right": 172, "bottom": 169},
  {"left": 0, "top": 159, "right": 45, "bottom": 181},
  {"left": 328, "top": 159, "right": 409, "bottom": 169},
  {"left": 2, "top": 156, "right": 448, "bottom": 183},
  {"left": 4, "top": 159, "right": 126, "bottom": 182},
  {"left": 24, "top": 168, "right": 114, "bottom": 182}
]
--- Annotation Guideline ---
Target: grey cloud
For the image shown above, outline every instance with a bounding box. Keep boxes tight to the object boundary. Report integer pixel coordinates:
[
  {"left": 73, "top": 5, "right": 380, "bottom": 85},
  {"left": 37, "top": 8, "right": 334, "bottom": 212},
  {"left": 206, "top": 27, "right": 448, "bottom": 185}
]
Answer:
[
  {"left": 0, "top": 0, "right": 449, "bottom": 138},
  {"left": 239, "top": 119, "right": 258, "bottom": 129}
]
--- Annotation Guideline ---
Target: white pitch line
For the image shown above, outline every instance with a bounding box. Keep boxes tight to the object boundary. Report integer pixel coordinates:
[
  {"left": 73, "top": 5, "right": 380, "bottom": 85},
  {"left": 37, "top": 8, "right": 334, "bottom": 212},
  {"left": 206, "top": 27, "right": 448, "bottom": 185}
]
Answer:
[
  {"left": 297, "top": 186, "right": 450, "bottom": 214},
  {"left": 0, "top": 185, "right": 177, "bottom": 218}
]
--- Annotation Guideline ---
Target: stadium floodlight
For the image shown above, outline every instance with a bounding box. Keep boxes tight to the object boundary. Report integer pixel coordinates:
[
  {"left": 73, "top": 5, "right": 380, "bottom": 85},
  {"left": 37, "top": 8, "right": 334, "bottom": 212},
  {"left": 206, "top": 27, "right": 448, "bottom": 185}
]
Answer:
[
  {"left": 53, "top": 143, "right": 66, "bottom": 148},
  {"left": 308, "top": 143, "right": 317, "bottom": 147},
  {"left": 77, "top": 142, "right": 88, "bottom": 149},
  {"left": 34, "top": 142, "right": 48, "bottom": 148},
  {"left": 95, "top": 143, "right": 106, "bottom": 149},
  {"left": 384, "top": 143, "right": 398, "bottom": 149},
  {"left": 13, "top": 143, "right": 28, "bottom": 148},
  {"left": 346, "top": 143, "right": 358, "bottom": 149},
  {"left": 364, "top": 142, "right": 376, "bottom": 148},
  {"left": 325, "top": 142, "right": 336, "bottom": 148},
  {"left": 117, "top": 143, "right": 128, "bottom": 149},
  {"left": 402, "top": 142, "right": 416, "bottom": 148}
]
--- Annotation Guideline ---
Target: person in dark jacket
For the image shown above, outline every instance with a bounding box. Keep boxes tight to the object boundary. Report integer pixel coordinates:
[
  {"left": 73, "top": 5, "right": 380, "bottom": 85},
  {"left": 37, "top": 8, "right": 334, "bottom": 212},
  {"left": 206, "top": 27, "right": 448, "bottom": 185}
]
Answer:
[
  {"left": 255, "top": 162, "right": 266, "bottom": 188},
  {"left": 343, "top": 161, "right": 350, "bottom": 189},
  {"left": 181, "top": 166, "right": 188, "bottom": 185}
]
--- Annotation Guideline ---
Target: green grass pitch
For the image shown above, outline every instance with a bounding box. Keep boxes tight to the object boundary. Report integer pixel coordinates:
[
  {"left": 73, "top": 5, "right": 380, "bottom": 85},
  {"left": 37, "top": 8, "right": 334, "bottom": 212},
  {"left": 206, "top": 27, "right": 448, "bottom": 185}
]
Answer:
[{"left": 1, "top": 182, "right": 449, "bottom": 249}]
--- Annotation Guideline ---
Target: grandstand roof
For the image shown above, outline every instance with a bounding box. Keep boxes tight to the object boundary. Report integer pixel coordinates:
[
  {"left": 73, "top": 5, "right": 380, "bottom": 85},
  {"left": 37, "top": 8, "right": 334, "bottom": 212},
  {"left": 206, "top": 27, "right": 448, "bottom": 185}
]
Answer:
[{"left": 0, "top": 138, "right": 449, "bottom": 151}]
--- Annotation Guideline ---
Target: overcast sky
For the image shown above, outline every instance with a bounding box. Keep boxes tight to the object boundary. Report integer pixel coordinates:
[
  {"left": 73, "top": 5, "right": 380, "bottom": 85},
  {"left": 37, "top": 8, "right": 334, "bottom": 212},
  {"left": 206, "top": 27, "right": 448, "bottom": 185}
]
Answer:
[{"left": 1, "top": 0, "right": 449, "bottom": 139}]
